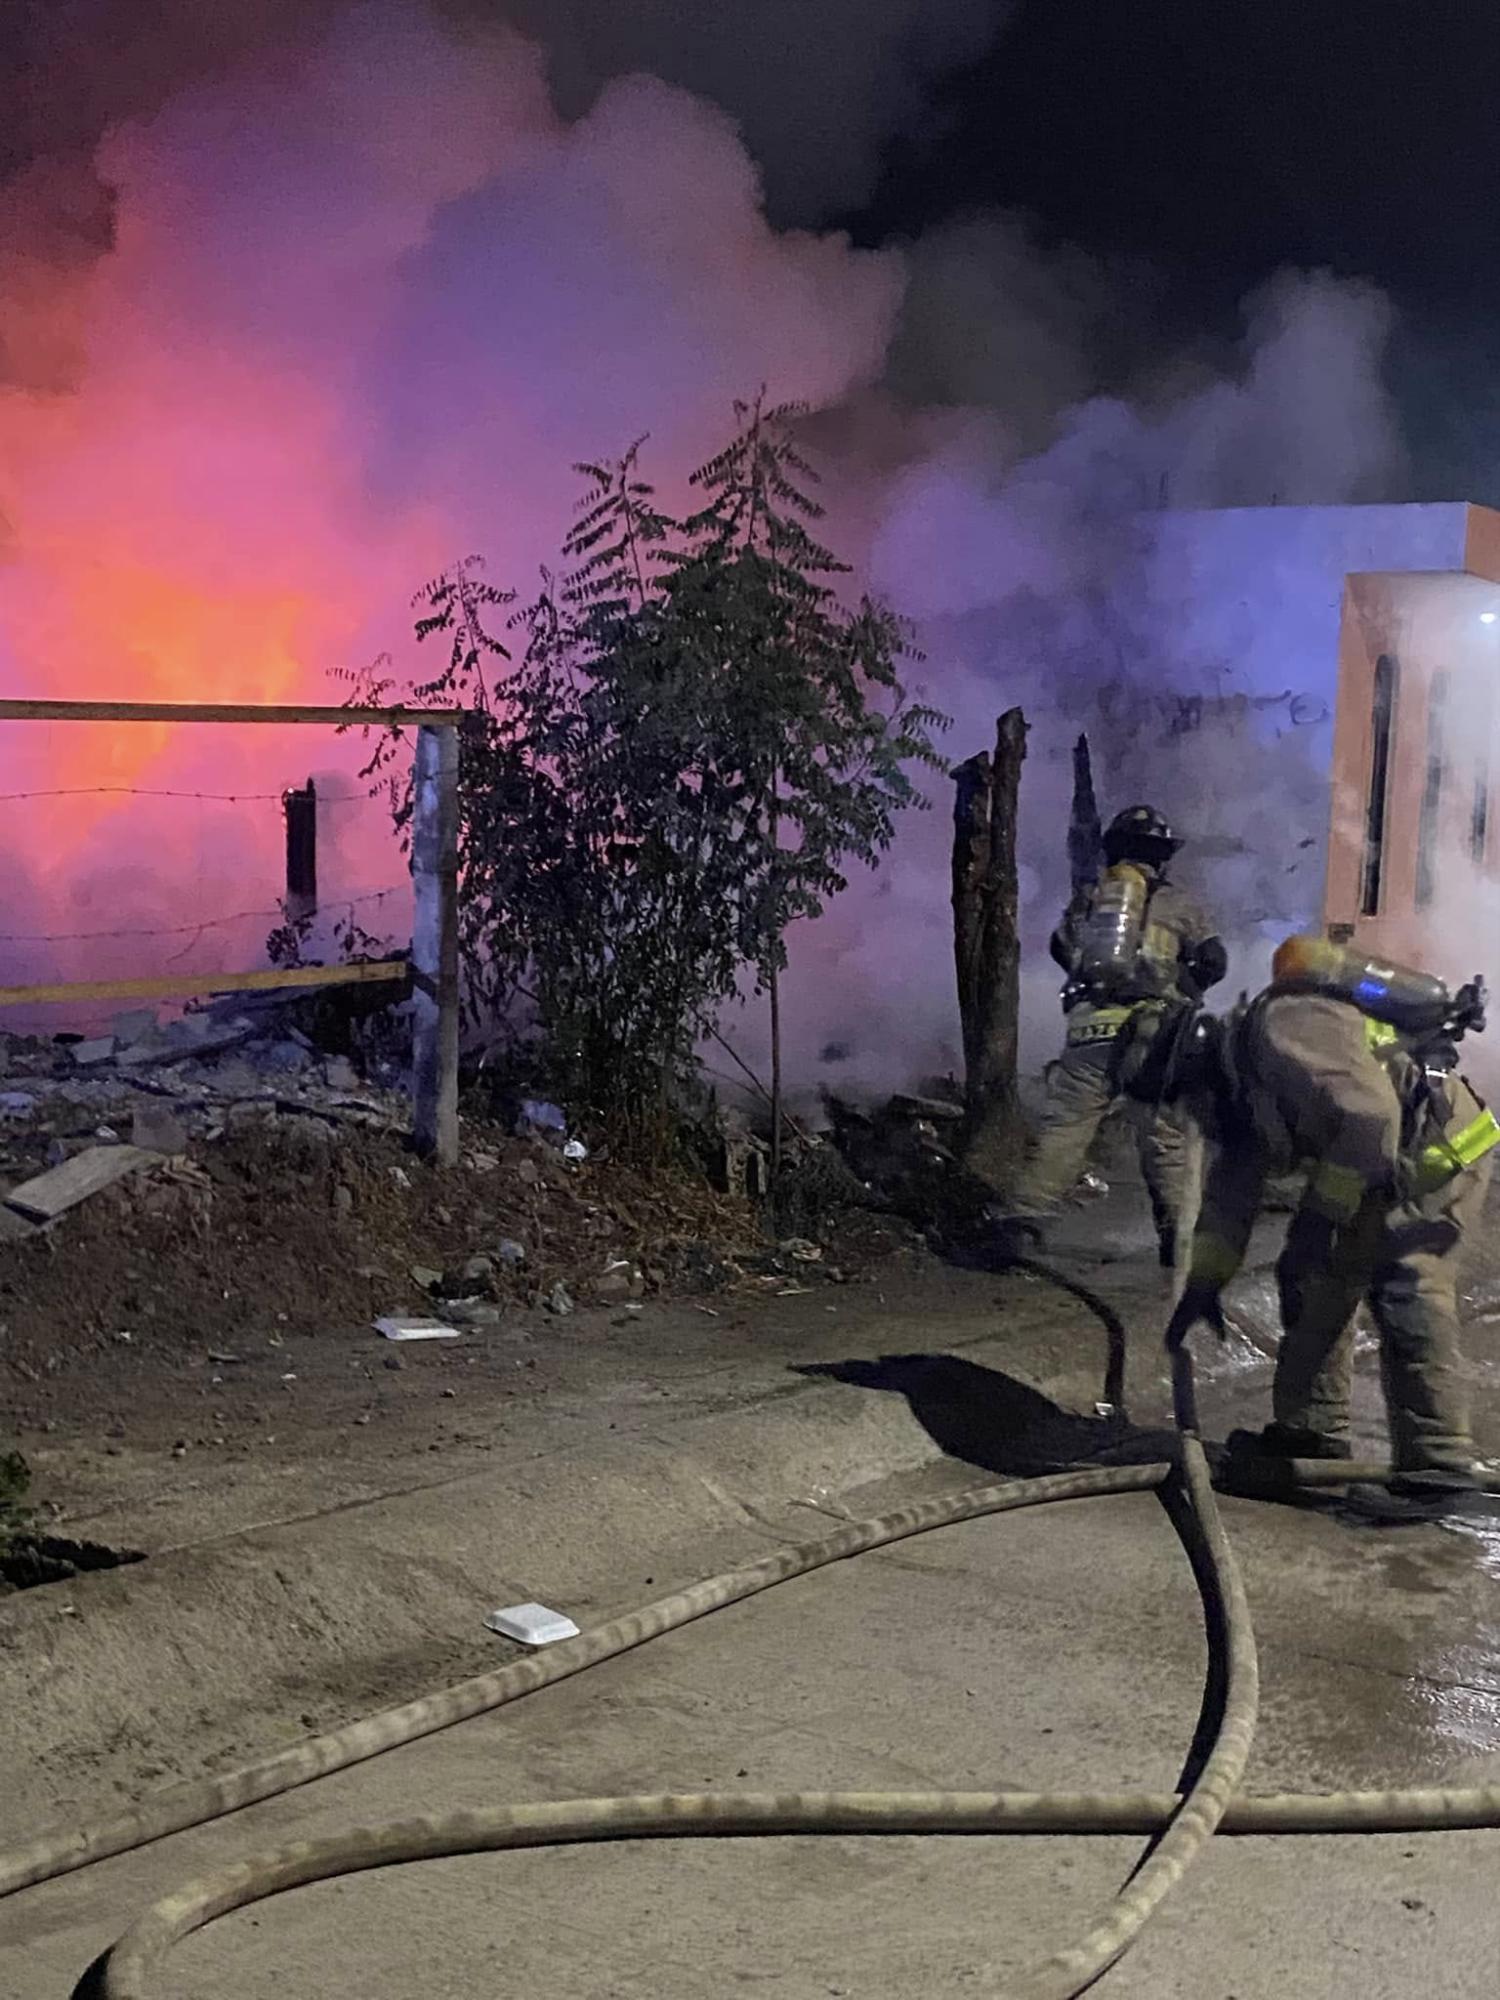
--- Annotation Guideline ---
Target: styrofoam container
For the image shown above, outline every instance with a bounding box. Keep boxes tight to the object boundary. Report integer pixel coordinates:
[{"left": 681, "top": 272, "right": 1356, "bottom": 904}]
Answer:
[
  {"left": 484, "top": 1602, "right": 581, "bottom": 1646},
  {"left": 374, "top": 1317, "right": 461, "bottom": 1342}
]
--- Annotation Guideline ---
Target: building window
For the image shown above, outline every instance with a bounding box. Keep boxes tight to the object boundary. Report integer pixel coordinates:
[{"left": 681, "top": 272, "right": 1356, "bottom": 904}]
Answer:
[
  {"left": 1360, "top": 654, "right": 1398, "bottom": 916},
  {"left": 1416, "top": 669, "right": 1449, "bottom": 909}
]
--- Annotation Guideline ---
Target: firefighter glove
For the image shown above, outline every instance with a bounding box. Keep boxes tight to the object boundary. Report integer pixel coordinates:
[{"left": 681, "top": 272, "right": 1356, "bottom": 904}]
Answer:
[{"left": 1165, "top": 1281, "right": 1228, "bottom": 1353}]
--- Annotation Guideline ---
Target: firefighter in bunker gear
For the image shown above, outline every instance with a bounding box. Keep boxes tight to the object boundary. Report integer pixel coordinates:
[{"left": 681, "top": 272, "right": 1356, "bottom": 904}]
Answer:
[
  {"left": 999, "top": 805, "right": 1227, "bottom": 1269},
  {"left": 1168, "top": 949, "right": 1500, "bottom": 1492}
]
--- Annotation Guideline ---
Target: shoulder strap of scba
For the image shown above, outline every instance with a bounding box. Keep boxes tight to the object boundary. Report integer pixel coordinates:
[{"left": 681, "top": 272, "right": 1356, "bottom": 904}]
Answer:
[
  {"left": 1362, "top": 1014, "right": 1500, "bottom": 1183},
  {"left": 1226, "top": 989, "right": 1271, "bottom": 1084}
]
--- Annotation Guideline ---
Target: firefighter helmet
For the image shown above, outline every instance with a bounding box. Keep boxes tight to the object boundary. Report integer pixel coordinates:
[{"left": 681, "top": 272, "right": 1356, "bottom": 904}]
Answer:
[{"left": 1102, "top": 804, "right": 1182, "bottom": 866}]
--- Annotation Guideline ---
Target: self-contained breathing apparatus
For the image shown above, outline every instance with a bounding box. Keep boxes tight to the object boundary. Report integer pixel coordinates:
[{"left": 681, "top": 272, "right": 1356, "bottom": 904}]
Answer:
[
  {"left": 1155, "top": 936, "right": 1492, "bottom": 1217},
  {"left": 1073, "top": 862, "right": 1153, "bottom": 999},
  {"left": 1061, "top": 806, "right": 1224, "bottom": 1101},
  {"left": 1121, "top": 936, "right": 1489, "bottom": 1140},
  {"left": 1066, "top": 806, "right": 1185, "bottom": 1011},
  {"left": 1267, "top": 933, "right": 1487, "bottom": 1060},
  {"left": 1264, "top": 935, "right": 1493, "bottom": 1199}
]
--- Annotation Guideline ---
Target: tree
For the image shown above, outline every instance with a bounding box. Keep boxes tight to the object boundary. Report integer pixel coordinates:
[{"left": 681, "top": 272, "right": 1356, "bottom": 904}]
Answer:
[
  {"left": 666, "top": 395, "right": 949, "bottom": 1178},
  {"left": 345, "top": 406, "right": 946, "bottom": 1167}
]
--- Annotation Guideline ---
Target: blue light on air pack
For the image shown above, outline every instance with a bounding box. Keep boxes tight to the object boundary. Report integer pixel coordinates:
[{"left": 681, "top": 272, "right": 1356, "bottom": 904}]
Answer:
[{"left": 1353, "top": 975, "right": 1390, "bottom": 1007}]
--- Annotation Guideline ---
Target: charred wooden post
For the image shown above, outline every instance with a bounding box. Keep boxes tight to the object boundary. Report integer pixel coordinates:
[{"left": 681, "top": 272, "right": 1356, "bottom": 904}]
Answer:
[
  {"left": 283, "top": 779, "right": 318, "bottom": 922},
  {"left": 1068, "top": 732, "right": 1103, "bottom": 895},
  {"left": 951, "top": 707, "right": 1028, "bottom": 1184}
]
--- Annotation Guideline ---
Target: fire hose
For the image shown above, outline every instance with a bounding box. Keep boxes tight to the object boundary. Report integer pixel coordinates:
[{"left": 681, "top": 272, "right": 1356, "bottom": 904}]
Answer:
[{"left": 5, "top": 1344, "right": 1500, "bottom": 1998}]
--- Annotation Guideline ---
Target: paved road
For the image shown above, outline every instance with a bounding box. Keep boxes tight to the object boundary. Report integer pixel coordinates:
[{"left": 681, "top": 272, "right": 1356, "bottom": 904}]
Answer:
[{"left": 8, "top": 1373, "right": 1500, "bottom": 2000}]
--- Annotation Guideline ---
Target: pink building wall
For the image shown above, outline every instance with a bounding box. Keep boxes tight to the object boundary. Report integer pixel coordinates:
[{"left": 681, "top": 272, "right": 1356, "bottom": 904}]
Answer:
[{"left": 1325, "top": 504, "right": 1500, "bottom": 983}]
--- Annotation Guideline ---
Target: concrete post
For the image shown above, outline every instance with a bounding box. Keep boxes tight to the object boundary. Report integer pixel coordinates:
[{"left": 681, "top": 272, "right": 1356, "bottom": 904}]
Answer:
[{"left": 411, "top": 723, "right": 460, "bottom": 1165}]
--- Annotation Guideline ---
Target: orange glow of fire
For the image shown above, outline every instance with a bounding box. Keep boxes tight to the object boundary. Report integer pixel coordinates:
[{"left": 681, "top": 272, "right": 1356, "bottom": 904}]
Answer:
[{"left": 5, "top": 564, "right": 318, "bottom": 854}]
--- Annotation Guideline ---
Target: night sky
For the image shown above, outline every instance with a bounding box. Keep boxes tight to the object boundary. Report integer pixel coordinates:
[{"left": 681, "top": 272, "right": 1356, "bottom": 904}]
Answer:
[
  {"left": 4, "top": 1, "right": 1499, "bottom": 494},
  {"left": 844, "top": 1, "right": 1500, "bottom": 500},
  {"left": 855, "top": 3, "right": 1499, "bottom": 318},
  {"left": 10, "top": 2, "right": 1497, "bottom": 318}
]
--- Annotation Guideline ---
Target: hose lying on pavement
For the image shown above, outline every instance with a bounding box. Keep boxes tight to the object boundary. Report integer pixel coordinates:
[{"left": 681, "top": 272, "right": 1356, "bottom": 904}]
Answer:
[{"left": 7, "top": 1357, "right": 1500, "bottom": 1999}]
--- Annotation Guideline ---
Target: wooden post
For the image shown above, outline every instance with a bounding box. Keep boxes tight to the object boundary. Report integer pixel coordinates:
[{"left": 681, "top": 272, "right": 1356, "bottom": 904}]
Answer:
[
  {"left": 411, "top": 723, "right": 460, "bottom": 1164},
  {"left": 952, "top": 707, "right": 1028, "bottom": 1187},
  {"left": 283, "top": 778, "right": 318, "bottom": 921}
]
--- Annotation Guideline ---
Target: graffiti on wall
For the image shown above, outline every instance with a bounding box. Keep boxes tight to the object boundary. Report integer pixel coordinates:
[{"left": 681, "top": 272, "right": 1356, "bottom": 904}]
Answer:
[{"left": 1095, "top": 679, "right": 1330, "bottom": 742}]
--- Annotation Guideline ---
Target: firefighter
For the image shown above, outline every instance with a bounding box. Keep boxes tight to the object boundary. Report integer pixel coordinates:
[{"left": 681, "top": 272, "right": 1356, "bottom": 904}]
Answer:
[
  {"left": 997, "top": 804, "right": 1227, "bottom": 1270},
  {"left": 1167, "top": 936, "right": 1498, "bottom": 1513}
]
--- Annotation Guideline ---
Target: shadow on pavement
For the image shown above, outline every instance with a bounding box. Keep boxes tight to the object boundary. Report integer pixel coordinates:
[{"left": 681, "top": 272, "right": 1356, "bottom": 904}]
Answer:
[
  {"left": 797, "top": 1350, "right": 1232, "bottom": 1810},
  {"left": 928, "top": 1224, "right": 1139, "bottom": 1412},
  {"left": 796, "top": 1349, "right": 1366, "bottom": 1533},
  {"left": 70, "top": 1949, "right": 107, "bottom": 1999},
  {"left": 793, "top": 1351, "right": 1176, "bottom": 1482}
]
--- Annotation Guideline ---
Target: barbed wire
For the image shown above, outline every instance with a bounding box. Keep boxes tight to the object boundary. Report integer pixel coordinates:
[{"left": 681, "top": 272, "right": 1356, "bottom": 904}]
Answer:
[
  {"left": 0, "top": 884, "right": 407, "bottom": 946},
  {"left": 0, "top": 786, "right": 371, "bottom": 805}
]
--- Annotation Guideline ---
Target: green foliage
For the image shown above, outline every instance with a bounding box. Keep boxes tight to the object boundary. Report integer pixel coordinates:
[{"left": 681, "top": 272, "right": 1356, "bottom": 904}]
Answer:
[
  {"left": 264, "top": 906, "right": 394, "bottom": 972},
  {"left": 668, "top": 394, "right": 949, "bottom": 987},
  {"left": 345, "top": 402, "right": 947, "bottom": 1158}
]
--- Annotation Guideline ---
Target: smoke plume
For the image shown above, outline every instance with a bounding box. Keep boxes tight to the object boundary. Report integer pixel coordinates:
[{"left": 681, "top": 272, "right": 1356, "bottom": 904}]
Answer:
[
  {"left": 762, "top": 269, "right": 1407, "bottom": 1101},
  {"left": 0, "top": 0, "right": 1423, "bottom": 1093},
  {"left": 0, "top": 2, "right": 900, "bottom": 999}
]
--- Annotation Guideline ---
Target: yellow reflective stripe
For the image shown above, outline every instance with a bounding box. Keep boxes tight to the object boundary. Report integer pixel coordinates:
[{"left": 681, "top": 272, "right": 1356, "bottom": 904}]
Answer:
[
  {"left": 1451, "top": 1108, "right": 1500, "bottom": 1167},
  {"left": 1414, "top": 1109, "right": 1500, "bottom": 1193},
  {"left": 1363, "top": 1018, "right": 1400, "bottom": 1052},
  {"left": 1306, "top": 1159, "right": 1367, "bottom": 1221},
  {"left": 1066, "top": 1005, "right": 1135, "bottom": 1045},
  {"left": 1189, "top": 1233, "right": 1243, "bottom": 1287}
]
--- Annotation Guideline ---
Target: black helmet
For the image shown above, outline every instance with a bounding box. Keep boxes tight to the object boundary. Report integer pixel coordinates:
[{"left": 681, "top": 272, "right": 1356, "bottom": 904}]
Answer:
[{"left": 1103, "top": 804, "right": 1182, "bottom": 867}]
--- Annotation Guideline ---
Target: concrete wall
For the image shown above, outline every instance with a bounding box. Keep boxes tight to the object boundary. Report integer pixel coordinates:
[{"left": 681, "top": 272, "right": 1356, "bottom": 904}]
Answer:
[
  {"left": 1328, "top": 539, "right": 1500, "bottom": 985},
  {"left": 1144, "top": 500, "right": 1475, "bottom": 715},
  {"left": 775, "top": 500, "right": 1500, "bottom": 1098},
  {"left": 1130, "top": 502, "right": 1500, "bottom": 986}
]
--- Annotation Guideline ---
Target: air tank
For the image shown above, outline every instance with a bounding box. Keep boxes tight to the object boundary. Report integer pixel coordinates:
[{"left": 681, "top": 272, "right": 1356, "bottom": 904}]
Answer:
[
  {"left": 1076, "top": 863, "right": 1149, "bottom": 994},
  {"left": 1271, "top": 934, "right": 1452, "bottom": 1034}
]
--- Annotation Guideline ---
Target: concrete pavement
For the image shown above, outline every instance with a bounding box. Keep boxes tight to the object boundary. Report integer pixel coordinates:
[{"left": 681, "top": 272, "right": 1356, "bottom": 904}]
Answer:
[
  {"left": 7, "top": 1407, "right": 1500, "bottom": 1999},
  {"left": 10, "top": 1162, "right": 1500, "bottom": 1998},
  {"left": 0, "top": 1232, "right": 1178, "bottom": 1850}
]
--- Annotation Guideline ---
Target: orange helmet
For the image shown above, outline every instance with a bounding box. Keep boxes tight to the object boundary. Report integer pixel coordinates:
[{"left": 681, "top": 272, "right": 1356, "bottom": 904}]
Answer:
[{"left": 1271, "top": 934, "right": 1340, "bottom": 985}]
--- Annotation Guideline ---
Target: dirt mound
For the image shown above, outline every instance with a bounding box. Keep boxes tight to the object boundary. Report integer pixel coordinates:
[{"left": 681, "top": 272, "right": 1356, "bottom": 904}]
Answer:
[{"left": 0, "top": 1111, "right": 768, "bottom": 1388}]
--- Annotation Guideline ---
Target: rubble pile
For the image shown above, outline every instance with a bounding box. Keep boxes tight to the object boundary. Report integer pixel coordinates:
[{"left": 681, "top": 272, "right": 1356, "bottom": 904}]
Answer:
[
  {"left": 817, "top": 1091, "right": 962, "bottom": 1190},
  {"left": 0, "top": 991, "right": 406, "bottom": 1187},
  {"left": 1, "top": 997, "right": 916, "bottom": 1394}
]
